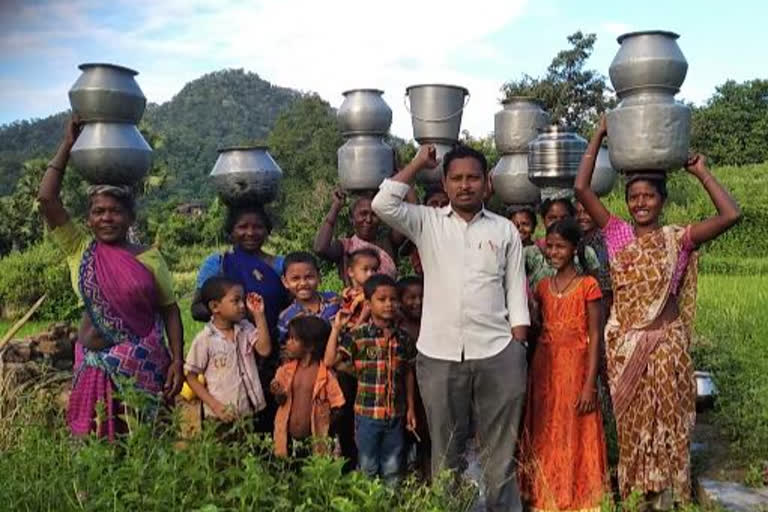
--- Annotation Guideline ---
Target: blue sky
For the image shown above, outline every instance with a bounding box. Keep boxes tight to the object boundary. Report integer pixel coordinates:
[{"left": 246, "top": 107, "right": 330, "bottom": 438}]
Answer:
[{"left": 1, "top": 0, "right": 766, "bottom": 139}]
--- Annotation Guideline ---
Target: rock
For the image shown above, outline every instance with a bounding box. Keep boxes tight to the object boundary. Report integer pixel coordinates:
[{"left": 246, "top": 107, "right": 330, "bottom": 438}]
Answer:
[{"left": 697, "top": 478, "right": 768, "bottom": 512}]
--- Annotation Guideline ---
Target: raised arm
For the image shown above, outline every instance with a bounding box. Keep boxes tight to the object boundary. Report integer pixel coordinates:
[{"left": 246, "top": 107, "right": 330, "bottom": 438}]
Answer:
[
  {"left": 371, "top": 145, "right": 437, "bottom": 241},
  {"left": 313, "top": 188, "right": 346, "bottom": 263},
  {"left": 38, "top": 116, "right": 82, "bottom": 228},
  {"left": 573, "top": 116, "right": 611, "bottom": 228},
  {"left": 684, "top": 154, "right": 741, "bottom": 246},
  {"left": 323, "top": 311, "right": 350, "bottom": 367},
  {"left": 246, "top": 293, "right": 272, "bottom": 358}
]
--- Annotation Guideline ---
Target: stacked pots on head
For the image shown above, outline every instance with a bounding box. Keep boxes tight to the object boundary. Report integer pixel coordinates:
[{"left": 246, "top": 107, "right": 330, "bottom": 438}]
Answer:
[
  {"left": 607, "top": 30, "right": 691, "bottom": 173},
  {"left": 528, "top": 125, "right": 588, "bottom": 200},
  {"left": 405, "top": 84, "right": 469, "bottom": 184},
  {"left": 337, "top": 89, "right": 394, "bottom": 192},
  {"left": 491, "top": 97, "right": 548, "bottom": 208},
  {"left": 68, "top": 63, "right": 152, "bottom": 185}
]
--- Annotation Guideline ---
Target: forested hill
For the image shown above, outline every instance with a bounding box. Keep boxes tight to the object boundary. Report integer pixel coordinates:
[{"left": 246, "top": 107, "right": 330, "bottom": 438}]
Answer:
[{"left": 0, "top": 69, "right": 300, "bottom": 197}]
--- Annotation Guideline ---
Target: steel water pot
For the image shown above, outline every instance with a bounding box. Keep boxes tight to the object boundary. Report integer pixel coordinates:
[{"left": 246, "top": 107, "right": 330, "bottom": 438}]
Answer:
[
  {"left": 405, "top": 84, "right": 469, "bottom": 143},
  {"left": 70, "top": 122, "right": 152, "bottom": 185},
  {"left": 417, "top": 141, "right": 454, "bottom": 185},
  {"left": 210, "top": 146, "right": 283, "bottom": 204},
  {"left": 494, "top": 97, "right": 549, "bottom": 154},
  {"left": 337, "top": 89, "right": 392, "bottom": 136},
  {"left": 337, "top": 136, "right": 394, "bottom": 191},
  {"left": 606, "top": 92, "right": 690, "bottom": 172},
  {"left": 491, "top": 153, "right": 541, "bottom": 206},
  {"left": 592, "top": 147, "right": 618, "bottom": 197},
  {"left": 527, "top": 126, "right": 587, "bottom": 188},
  {"left": 609, "top": 31, "right": 688, "bottom": 97},
  {"left": 68, "top": 63, "right": 147, "bottom": 123}
]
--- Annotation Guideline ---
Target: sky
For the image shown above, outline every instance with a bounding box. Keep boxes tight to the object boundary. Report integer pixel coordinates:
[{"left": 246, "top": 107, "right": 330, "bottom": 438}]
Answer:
[{"left": 1, "top": 0, "right": 766, "bottom": 139}]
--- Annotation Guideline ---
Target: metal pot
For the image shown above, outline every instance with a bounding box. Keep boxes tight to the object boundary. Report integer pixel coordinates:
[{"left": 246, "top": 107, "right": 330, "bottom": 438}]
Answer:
[
  {"left": 68, "top": 63, "right": 146, "bottom": 123},
  {"left": 527, "top": 126, "right": 587, "bottom": 188},
  {"left": 337, "top": 89, "right": 392, "bottom": 136},
  {"left": 494, "top": 97, "right": 549, "bottom": 154},
  {"left": 609, "top": 30, "right": 688, "bottom": 98},
  {"left": 491, "top": 154, "right": 541, "bottom": 205},
  {"left": 694, "top": 370, "right": 717, "bottom": 410},
  {"left": 337, "top": 136, "right": 394, "bottom": 191},
  {"left": 210, "top": 146, "right": 283, "bottom": 204},
  {"left": 416, "top": 141, "right": 454, "bottom": 185},
  {"left": 405, "top": 84, "right": 469, "bottom": 143},
  {"left": 592, "top": 147, "right": 618, "bottom": 197},
  {"left": 70, "top": 122, "right": 152, "bottom": 185},
  {"left": 606, "top": 92, "right": 690, "bottom": 172}
]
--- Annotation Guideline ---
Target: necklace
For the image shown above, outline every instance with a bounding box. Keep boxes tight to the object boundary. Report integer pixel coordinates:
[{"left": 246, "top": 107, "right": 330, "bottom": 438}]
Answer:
[{"left": 552, "top": 271, "right": 579, "bottom": 298}]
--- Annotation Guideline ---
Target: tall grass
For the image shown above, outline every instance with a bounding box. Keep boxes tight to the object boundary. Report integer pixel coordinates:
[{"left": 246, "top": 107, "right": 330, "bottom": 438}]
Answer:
[{"left": 693, "top": 274, "right": 768, "bottom": 463}]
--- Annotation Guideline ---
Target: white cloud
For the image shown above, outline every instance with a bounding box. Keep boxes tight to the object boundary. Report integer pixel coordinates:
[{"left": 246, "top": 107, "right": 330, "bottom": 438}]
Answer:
[{"left": 1, "top": 0, "right": 530, "bottom": 137}]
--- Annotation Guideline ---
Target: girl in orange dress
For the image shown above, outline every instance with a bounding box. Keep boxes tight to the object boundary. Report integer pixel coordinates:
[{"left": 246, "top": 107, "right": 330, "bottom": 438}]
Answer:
[{"left": 520, "top": 218, "right": 607, "bottom": 512}]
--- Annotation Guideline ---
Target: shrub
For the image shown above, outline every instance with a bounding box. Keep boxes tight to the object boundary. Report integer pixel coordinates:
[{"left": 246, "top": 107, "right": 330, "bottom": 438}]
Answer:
[{"left": 0, "top": 239, "right": 78, "bottom": 321}]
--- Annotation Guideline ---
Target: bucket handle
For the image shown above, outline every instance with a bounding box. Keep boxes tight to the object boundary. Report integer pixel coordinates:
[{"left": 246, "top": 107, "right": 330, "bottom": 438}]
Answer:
[{"left": 404, "top": 91, "right": 471, "bottom": 123}]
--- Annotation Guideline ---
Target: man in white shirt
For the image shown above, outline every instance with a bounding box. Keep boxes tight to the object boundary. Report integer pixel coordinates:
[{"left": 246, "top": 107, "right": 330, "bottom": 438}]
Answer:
[{"left": 372, "top": 144, "right": 529, "bottom": 511}]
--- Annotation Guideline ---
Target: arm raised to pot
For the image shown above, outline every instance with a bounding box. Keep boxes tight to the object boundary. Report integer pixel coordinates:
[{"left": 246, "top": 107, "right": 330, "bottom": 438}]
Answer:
[
  {"left": 574, "top": 116, "right": 611, "bottom": 229},
  {"left": 38, "top": 116, "right": 82, "bottom": 228}
]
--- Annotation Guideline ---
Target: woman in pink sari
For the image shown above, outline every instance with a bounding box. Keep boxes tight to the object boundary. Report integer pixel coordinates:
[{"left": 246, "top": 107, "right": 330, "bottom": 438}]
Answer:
[{"left": 38, "top": 117, "right": 184, "bottom": 440}]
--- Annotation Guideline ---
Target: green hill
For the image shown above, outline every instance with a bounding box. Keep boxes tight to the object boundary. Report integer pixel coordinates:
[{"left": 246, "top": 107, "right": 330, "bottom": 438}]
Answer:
[{"left": 0, "top": 69, "right": 300, "bottom": 197}]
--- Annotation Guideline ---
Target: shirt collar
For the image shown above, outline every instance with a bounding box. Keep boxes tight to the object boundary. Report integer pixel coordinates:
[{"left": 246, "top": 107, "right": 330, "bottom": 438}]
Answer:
[{"left": 439, "top": 204, "right": 489, "bottom": 222}]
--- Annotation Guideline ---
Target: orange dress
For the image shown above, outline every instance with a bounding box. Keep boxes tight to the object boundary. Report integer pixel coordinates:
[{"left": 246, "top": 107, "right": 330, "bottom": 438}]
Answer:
[{"left": 520, "top": 276, "right": 607, "bottom": 512}]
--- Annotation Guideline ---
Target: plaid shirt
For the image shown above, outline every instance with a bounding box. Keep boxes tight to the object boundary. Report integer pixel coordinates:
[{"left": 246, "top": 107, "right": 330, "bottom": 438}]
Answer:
[
  {"left": 340, "top": 322, "right": 416, "bottom": 420},
  {"left": 277, "top": 291, "right": 340, "bottom": 344}
]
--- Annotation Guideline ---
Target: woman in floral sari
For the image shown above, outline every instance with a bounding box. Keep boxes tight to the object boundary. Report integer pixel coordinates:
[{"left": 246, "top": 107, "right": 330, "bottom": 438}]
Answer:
[
  {"left": 574, "top": 116, "right": 740, "bottom": 509},
  {"left": 38, "top": 117, "right": 184, "bottom": 440}
]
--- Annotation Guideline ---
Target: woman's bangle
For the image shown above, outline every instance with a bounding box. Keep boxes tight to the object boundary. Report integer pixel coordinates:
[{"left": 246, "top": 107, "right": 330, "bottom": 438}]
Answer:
[{"left": 47, "top": 162, "right": 64, "bottom": 172}]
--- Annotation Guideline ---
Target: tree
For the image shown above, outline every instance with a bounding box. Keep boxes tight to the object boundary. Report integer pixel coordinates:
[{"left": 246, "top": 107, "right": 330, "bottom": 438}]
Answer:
[
  {"left": 501, "top": 31, "right": 615, "bottom": 135},
  {"left": 691, "top": 79, "right": 768, "bottom": 166}
]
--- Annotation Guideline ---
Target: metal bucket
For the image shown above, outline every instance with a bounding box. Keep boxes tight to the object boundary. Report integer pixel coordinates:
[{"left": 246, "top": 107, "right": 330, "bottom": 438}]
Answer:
[
  {"left": 405, "top": 84, "right": 469, "bottom": 143},
  {"left": 68, "top": 63, "right": 146, "bottom": 123},
  {"left": 210, "top": 146, "right": 283, "bottom": 204},
  {"left": 70, "top": 122, "right": 152, "bottom": 185},
  {"left": 694, "top": 370, "right": 717, "bottom": 411}
]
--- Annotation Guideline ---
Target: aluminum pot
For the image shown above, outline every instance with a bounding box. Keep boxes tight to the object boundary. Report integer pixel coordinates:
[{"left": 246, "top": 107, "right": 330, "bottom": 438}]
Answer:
[
  {"left": 592, "top": 147, "right": 618, "bottom": 197},
  {"left": 609, "top": 30, "right": 688, "bottom": 98},
  {"left": 337, "top": 89, "right": 392, "bottom": 136},
  {"left": 527, "top": 126, "right": 587, "bottom": 188},
  {"left": 494, "top": 97, "right": 549, "bottom": 154},
  {"left": 210, "top": 146, "right": 283, "bottom": 204},
  {"left": 337, "top": 136, "right": 394, "bottom": 191},
  {"left": 491, "top": 153, "right": 541, "bottom": 205},
  {"left": 694, "top": 370, "right": 717, "bottom": 410},
  {"left": 405, "top": 84, "right": 469, "bottom": 143},
  {"left": 606, "top": 92, "right": 690, "bottom": 172},
  {"left": 68, "top": 63, "right": 146, "bottom": 123},
  {"left": 70, "top": 122, "right": 152, "bottom": 185}
]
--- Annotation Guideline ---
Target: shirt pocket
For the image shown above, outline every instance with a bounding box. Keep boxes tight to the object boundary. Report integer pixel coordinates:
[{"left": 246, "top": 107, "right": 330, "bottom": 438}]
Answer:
[{"left": 469, "top": 238, "right": 505, "bottom": 275}]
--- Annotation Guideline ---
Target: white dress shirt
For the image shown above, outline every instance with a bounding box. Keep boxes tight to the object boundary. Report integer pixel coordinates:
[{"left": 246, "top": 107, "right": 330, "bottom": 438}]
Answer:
[{"left": 372, "top": 178, "right": 530, "bottom": 362}]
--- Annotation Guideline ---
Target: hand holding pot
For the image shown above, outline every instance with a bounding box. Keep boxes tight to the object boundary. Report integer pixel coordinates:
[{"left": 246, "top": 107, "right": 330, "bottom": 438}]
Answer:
[
  {"left": 685, "top": 153, "right": 708, "bottom": 177},
  {"left": 64, "top": 115, "right": 83, "bottom": 148},
  {"left": 413, "top": 144, "right": 439, "bottom": 171}
]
